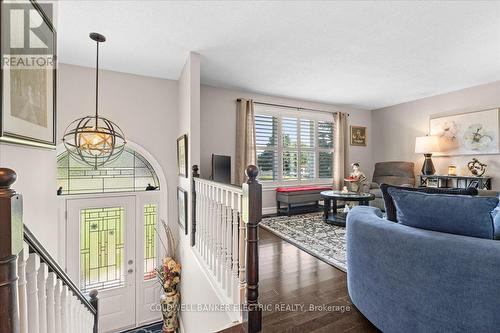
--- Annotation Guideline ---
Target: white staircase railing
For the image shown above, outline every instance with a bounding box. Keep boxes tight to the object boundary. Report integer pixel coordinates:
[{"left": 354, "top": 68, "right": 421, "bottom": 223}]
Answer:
[
  {"left": 193, "top": 176, "right": 246, "bottom": 309},
  {"left": 0, "top": 168, "right": 98, "bottom": 333},
  {"left": 191, "top": 165, "right": 263, "bottom": 332}
]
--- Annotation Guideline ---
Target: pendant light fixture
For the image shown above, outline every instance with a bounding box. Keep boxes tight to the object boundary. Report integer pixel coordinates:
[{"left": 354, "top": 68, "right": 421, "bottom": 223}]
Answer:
[{"left": 63, "top": 32, "right": 126, "bottom": 168}]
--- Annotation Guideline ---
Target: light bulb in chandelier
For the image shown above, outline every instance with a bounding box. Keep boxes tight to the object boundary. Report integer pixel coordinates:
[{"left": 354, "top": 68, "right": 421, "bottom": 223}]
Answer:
[{"left": 79, "top": 128, "right": 113, "bottom": 156}]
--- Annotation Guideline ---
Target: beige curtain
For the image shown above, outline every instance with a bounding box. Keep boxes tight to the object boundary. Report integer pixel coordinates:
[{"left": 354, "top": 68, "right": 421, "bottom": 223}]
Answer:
[
  {"left": 333, "top": 112, "right": 348, "bottom": 190},
  {"left": 235, "top": 99, "right": 256, "bottom": 184}
]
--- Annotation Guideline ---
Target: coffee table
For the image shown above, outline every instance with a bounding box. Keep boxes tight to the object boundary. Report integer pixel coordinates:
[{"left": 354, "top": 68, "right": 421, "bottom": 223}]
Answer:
[{"left": 320, "top": 190, "right": 375, "bottom": 227}]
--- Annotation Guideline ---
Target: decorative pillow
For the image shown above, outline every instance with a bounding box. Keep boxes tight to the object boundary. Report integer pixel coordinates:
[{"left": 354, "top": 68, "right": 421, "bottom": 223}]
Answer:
[
  {"left": 388, "top": 188, "right": 498, "bottom": 239},
  {"left": 381, "top": 184, "right": 478, "bottom": 222},
  {"left": 491, "top": 199, "right": 500, "bottom": 240}
]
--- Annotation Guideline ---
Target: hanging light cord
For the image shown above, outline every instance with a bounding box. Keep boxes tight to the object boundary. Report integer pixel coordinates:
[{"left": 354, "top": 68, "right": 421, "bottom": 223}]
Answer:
[{"left": 95, "top": 39, "right": 100, "bottom": 127}]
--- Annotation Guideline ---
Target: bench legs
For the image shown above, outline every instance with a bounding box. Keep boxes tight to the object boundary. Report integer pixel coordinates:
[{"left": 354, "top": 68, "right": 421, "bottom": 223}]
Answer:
[{"left": 276, "top": 198, "right": 323, "bottom": 217}]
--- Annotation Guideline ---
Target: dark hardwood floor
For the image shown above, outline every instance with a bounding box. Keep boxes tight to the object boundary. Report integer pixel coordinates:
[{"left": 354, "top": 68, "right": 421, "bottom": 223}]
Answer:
[{"left": 255, "top": 228, "right": 378, "bottom": 333}]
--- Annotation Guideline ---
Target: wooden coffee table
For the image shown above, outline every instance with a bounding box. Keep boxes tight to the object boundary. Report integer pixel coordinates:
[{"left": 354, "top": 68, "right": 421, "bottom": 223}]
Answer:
[{"left": 320, "top": 190, "right": 375, "bottom": 227}]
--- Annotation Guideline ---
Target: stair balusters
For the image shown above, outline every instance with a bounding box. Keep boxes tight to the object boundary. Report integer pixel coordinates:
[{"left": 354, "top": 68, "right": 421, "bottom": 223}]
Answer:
[
  {"left": 192, "top": 165, "right": 262, "bottom": 332},
  {"left": 0, "top": 168, "right": 98, "bottom": 333}
]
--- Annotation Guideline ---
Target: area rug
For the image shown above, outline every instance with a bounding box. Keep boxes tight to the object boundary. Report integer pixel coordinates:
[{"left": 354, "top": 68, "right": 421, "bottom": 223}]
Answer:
[
  {"left": 122, "top": 321, "right": 163, "bottom": 333},
  {"left": 260, "top": 212, "right": 347, "bottom": 272}
]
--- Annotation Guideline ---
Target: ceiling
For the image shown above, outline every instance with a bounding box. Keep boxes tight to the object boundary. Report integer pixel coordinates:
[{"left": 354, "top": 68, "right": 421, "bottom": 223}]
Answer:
[{"left": 58, "top": 1, "right": 500, "bottom": 110}]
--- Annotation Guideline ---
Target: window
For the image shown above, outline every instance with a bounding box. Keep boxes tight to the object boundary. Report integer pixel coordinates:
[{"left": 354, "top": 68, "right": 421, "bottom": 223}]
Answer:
[
  {"left": 256, "top": 114, "right": 278, "bottom": 181},
  {"left": 143, "top": 203, "right": 157, "bottom": 280},
  {"left": 255, "top": 105, "right": 335, "bottom": 182},
  {"left": 57, "top": 147, "right": 160, "bottom": 195}
]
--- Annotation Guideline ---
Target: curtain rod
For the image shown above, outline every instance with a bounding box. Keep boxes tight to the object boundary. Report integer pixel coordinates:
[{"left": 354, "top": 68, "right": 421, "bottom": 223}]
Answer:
[{"left": 236, "top": 99, "right": 349, "bottom": 116}]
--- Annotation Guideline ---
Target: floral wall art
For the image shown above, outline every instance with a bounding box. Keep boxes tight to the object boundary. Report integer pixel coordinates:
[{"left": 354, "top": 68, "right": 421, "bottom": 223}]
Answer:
[{"left": 429, "top": 108, "right": 500, "bottom": 156}]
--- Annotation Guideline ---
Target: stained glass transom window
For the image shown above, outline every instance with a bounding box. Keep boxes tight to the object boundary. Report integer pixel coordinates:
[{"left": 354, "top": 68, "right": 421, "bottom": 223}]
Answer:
[
  {"left": 80, "top": 207, "right": 125, "bottom": 293},
  {"left": 143, "top": 203, "right": 157, "bottom": 280},
  {"left": 57, "top": 147, "right": 160, "bottom": 195}
]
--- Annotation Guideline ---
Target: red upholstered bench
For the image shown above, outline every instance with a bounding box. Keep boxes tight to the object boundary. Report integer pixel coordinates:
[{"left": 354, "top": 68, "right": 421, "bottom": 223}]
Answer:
[{"left": 276, "top": 185, "right": 333, "bottom": 216}]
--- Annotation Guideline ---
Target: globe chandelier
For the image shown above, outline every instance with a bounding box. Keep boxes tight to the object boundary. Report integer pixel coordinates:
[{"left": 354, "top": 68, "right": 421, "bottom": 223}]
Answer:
[{"left": 63, "top": 32, "right": 126, "bottom": 169}]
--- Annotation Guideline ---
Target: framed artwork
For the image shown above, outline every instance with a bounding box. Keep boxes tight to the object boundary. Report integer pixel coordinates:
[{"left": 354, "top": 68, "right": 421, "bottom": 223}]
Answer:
[
  {"left": 0, "top": 0, "right": 57, "bottom": 148},
  {"left": 430, "top": 108, "right": 500, "bottom": 156},
  {"left": 177, "top": 134, "right": 188, "bottom": 177},
  {"left": 350, "top": 126, "right": 367, "bottom": 146},
  {"left": 177, "top": 186, "right": 188, "bottom": 235}
]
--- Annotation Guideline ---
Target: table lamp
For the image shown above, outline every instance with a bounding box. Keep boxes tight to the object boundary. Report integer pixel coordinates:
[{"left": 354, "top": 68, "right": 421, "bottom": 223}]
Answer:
[{"left": 415, "top": 135, "right": 440, "bottom": 175}]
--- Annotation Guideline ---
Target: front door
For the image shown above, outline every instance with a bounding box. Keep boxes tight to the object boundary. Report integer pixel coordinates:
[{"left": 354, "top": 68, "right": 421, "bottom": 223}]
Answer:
[{"left": 67, "top": 196, "right": 136, "bottom": 332}]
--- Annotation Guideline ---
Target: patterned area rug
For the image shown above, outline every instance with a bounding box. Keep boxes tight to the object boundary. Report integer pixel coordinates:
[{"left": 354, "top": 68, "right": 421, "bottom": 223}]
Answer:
[
  {"left": 260, "top": 212, "right": 347, "bottom": 272},
  {"left": 122, "top": 322, "right": 163, "bottom": 333}
]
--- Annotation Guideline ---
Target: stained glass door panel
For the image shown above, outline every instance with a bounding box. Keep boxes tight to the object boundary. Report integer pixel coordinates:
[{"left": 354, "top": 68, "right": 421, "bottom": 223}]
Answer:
[
  {"left": 67, "top": 196, "right": 136, "bottom": 333},
  {"left": 80, "top": 207, "right": 125, "bottom": 292}
]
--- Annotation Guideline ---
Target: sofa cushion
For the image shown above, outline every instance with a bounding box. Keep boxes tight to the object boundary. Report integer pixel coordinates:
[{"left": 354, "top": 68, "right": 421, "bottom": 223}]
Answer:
[
  {"left": 276, "top": 186, "right": 332, "bottom": 193},
  {"left": 381, "top": 184, "right": 478, "bottom": 222},
  {"left": 388, "top": 188, "right": 498, "bottom": 239}
]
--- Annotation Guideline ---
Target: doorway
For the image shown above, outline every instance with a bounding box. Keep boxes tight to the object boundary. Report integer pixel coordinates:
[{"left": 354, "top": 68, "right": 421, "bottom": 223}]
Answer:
[{"left": 66, "top": 193, "right": 161, "bottom": 332}]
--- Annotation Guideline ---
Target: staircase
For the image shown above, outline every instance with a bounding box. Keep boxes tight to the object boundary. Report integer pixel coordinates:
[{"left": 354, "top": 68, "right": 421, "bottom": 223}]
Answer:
[{"left": 0, "top": 168, "right": 98, "bottom": 333}]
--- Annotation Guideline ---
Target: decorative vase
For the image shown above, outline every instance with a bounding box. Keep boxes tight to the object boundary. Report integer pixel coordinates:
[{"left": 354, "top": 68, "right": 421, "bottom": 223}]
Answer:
[{"left": 161, "top": 291, "right": 180, "bottom": 332}]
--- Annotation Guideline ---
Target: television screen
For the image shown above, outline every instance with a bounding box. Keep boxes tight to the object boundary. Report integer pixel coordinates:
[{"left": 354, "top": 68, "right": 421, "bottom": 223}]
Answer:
[{"left": 212, "top": 154, "right": 231, "bottom": 184}]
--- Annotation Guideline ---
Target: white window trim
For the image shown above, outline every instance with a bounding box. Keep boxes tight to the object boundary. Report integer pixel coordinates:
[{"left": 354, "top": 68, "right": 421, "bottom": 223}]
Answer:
[{"left": 255, "top": 105, "right": 335, "bottom": 186}]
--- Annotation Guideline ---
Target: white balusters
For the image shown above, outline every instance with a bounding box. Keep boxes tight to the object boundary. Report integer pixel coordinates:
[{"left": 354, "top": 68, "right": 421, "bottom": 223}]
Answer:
[
  {"left": 37, "top": 262, "right": 49, "bottom": 333},
  {"left": 232, "top": 194, "right": 240, "bottom": 304},
  {"left": 61, "top": 285, "right": 69, "bottom": 333},
  {"left": 26, "top": 253, "right": 40, "bottom": 333},
  {"left": 225, "top": 193, "right": 233, "bottom": 298},
  {"left": 46, "top": 272, "right": 57, "bottom": 333},
  {"left": 18, "top": 242, "right": 29, "bottom": 333},
  {"left": 193, "top": 178, "right": 246, "bottom": 313},
  {"left": 54, "top": 279, "right": 63, "bottom": 333}
]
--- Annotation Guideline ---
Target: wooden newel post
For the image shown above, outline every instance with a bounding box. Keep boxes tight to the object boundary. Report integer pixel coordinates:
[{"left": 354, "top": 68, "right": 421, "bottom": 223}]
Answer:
[
  {"left": 0, "top": 168, "right": 23, "bottom": 333},
  {"left": 191, "top": 165, "right": 200, "bottom": 247},
  {"left": 89, "top": 289, "right": 99, "bottom": 333},
  {"left": 243, "top": 165, "right": 262, "bottom": 333}
]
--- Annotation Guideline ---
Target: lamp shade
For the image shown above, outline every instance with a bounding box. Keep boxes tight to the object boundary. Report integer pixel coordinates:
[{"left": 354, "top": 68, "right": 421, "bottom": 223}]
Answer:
[{"left": 415, "top": 135, "right": 440, "bottom": 153}]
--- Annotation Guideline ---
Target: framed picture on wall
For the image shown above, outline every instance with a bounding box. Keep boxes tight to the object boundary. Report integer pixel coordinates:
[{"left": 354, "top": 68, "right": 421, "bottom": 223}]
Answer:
[
  {"left": 429, "top": 108, "right": 500, "bottom": 156},
  {"left": 177, "top": 134, "right": 188, "bottom": 177},
  {"left": 350, "top": 126, "right": 367, "bottom": 146},
  {"left": 177, "top": 186, "right": 188, "bottom": 235},
  {"left": 0, "top": 0, "right": 57, "bottom": 148}
]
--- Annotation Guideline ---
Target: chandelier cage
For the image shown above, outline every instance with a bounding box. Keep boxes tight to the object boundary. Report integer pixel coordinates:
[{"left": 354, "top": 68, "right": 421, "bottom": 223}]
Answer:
[{"left": 62, "top": 32, "right": 126, "bottom": 168}]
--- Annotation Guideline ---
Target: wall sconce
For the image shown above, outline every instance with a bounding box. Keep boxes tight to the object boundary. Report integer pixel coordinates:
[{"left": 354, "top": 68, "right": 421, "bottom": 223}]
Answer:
[{"left": 448, "top": 165, "right": 457, "bottom": 176}]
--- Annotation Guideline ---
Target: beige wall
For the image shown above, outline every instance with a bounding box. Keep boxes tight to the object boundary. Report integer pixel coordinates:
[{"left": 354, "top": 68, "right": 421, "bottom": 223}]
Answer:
[
  {"left": 200, "top": 85, "right": 373, "bottom": 213},
  {"left": 372, "top": 80, "right": 500, "bottom": 189}
]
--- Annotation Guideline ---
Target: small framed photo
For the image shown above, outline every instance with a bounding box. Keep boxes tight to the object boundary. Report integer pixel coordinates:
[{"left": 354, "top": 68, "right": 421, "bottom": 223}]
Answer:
[
  {"left": 177, "top": 186, "right": 188, "bottom": 234},
  {"left": 177, "top": 134, "right": 188, "bottom": 177},
  {"left": 426, "top": 178, "right": 439, "bottom": 188},
  {"left": 1, "top": 0, "right": 57, "bottom": 148},
  {"left": 350, "top": 126, "right": 367, "bottom": 146}
]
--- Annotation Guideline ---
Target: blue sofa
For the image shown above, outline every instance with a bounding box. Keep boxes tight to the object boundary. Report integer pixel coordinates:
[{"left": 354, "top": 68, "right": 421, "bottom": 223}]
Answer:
[{"left": 346, "top": 206, "right": 500, "bottom": 333}]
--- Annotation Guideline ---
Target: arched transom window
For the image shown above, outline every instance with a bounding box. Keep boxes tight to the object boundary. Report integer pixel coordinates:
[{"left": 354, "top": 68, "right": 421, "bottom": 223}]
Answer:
[{"left": 57, "top": 147, "right": 160, "bottom": 195}]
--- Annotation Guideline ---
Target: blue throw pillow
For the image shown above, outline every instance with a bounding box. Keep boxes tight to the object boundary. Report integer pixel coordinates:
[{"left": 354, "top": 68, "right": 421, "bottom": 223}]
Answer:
[{"left": 388, "top": 188, "right": 499, "bottom": 239}]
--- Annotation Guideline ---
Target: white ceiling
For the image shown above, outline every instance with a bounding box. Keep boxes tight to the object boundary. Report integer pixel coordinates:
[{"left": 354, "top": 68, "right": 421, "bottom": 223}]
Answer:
[{"left": 58, "top": 1, "right": 500, "bottom": 110}]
